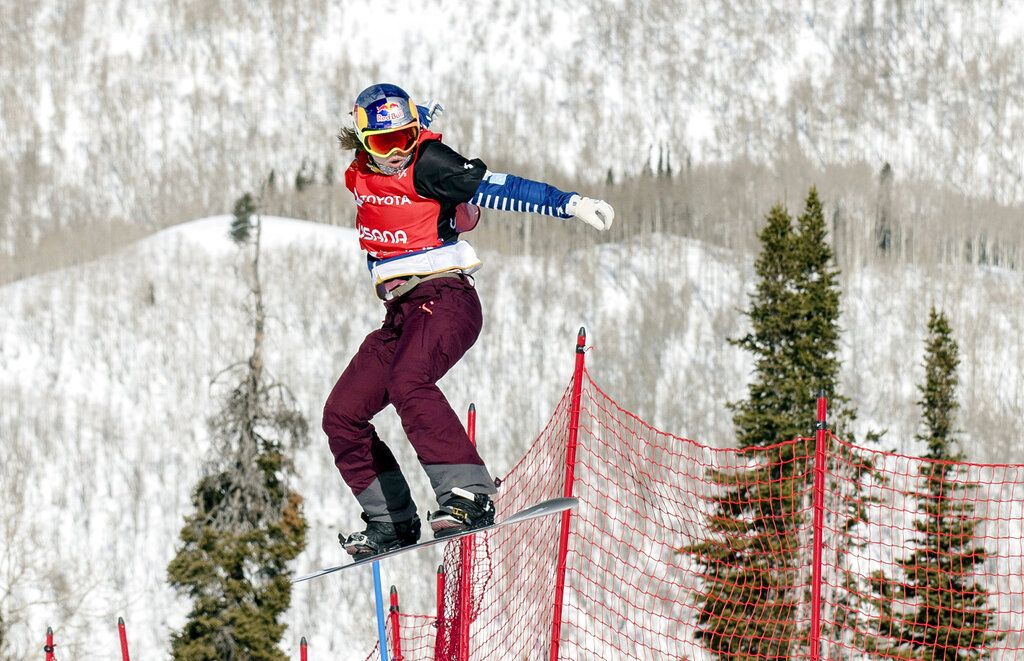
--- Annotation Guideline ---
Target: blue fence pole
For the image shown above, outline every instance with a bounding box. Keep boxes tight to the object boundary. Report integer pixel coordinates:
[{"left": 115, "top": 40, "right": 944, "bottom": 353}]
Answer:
[{"left": 372, "top": 560, "right": 390, "bottom": 661}]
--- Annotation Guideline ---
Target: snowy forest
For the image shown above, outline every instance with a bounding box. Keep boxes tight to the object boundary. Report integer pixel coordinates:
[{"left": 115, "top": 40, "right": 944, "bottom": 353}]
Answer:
[{"left": 2, "top": 1, "right": 1023, "bottom": 659}]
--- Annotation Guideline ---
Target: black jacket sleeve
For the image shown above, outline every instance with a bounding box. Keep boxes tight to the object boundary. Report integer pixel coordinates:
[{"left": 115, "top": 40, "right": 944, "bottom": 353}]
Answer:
[{"left": 413, "top": 141, "right": 487, "bottom": 204}]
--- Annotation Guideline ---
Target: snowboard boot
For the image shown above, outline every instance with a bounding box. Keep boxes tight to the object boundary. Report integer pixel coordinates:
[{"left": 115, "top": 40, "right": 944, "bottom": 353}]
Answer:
[
  {"left": 428, "top": 487, "right": 496, "bottom": 538},
  {"left": 341, "top": 513, "right": 421, "bottom": 561}
]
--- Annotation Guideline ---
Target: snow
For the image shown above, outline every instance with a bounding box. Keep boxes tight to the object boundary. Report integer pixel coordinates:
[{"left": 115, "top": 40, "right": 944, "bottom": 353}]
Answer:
[
  {"left": 153, "top": 215, "right": 357, "bottom": 256},
  {"left": 999, "top": 7, "right": 1024, "bottom": 46}
]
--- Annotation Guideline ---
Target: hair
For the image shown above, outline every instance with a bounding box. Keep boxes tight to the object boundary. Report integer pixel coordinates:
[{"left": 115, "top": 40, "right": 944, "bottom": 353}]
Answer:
[{"left": 337, "top": 126, "right": 363, "bottom": 153}]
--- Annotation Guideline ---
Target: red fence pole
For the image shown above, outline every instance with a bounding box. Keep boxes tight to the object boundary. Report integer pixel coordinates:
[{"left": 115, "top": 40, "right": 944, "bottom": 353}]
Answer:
[
  {"left": 456, "top": 404, "right": 477, "bottom": 661},
  {"left": 390, "top": 586, "right": 403, "bottom": 661},
  {"left": 44, "top": 626, "right": 55, "bottom": 661},
  {"left": 549, "top": 328, "right": 587, "bottom": 661},
  {"left": 300, "top": 636, "right": 308, "bottom": 661},
  {"left": 434, "top": 565, "right": 448, "bottom": 659},
  {"left": 118, "top": 617, "right": 130, "bottom": 661},
  {"left": 810, "top": 390, "right": 828, "bottom": 661}
]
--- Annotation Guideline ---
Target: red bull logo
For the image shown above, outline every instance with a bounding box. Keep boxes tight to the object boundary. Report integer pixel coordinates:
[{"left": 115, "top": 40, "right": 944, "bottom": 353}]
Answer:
[{"left": 375, "top": 101, "right": 406, "bottom": 126}]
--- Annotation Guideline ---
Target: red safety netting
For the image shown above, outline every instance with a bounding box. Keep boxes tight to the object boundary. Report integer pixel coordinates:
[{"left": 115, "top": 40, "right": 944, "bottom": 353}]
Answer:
[
  {"left": 366, "top": 380, "right": 576, "bottom": 661},
  {"left": 437, "top": 381, "right": 577, "bottom": 659},
  {"left": 360, "top": 614, "right": 436, "bottom": 661},
  {"left": 819, "top": 437, "right": 1024, "bottom": 659},
  {"left": 364, "top": 366, "right": 1024, "bottom": 660},
  {"left": 559, "top": 372, "right": 818, "bottom": 659}
]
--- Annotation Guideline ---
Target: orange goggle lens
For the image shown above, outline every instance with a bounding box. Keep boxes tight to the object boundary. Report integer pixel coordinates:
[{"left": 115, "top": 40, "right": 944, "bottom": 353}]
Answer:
[{"left": 365, "top": 126, "right": 419, "bottom": 158}]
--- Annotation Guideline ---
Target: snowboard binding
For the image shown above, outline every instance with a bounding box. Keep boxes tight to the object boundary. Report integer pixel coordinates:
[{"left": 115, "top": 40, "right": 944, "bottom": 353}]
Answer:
[
  {"left": 428, "top": 487, "right": 496, "bottom": 538},
  {"left": 341, "top": 513, "right": 422, "bottom": 561}
]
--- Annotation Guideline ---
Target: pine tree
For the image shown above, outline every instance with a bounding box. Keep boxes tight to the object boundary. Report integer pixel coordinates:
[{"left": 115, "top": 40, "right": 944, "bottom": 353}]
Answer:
[
  {"left": 792, "top": 189, "right": 842, "bottom": 405},
  {"left": 731, "top": 203, "right": 804, "bottom": 450},
  {"left": 168, "top": 203, "right": 308, "bottom": 660},
  {"left": 865, "top": 309, "right": 1003, "bottom": 660},
  {"left": 683, "top": 188, "right": 864, "bottom": 659},
  {"left": 295, "top": 158, "right": 315, "bottom": 193},
  {"left": 876, "top": 162, "right": 894, "bottom": 255},
  {"left": 230, "top": 192, "right": 257, "bottom": 244}
]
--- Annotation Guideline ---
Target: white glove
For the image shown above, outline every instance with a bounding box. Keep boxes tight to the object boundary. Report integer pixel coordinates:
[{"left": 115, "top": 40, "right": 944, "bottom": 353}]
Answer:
[{"left": 566, "top": 195, "right": 614, "bottom": 231}]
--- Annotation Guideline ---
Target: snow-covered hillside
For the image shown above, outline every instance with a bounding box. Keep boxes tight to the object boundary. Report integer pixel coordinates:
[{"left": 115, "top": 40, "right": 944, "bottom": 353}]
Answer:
[
  {"left": 1, "top": 216, "right": 1022, "bottom": 658},
  {"left": 4, "top": 0, "right": 1024, "bottom": 266}
]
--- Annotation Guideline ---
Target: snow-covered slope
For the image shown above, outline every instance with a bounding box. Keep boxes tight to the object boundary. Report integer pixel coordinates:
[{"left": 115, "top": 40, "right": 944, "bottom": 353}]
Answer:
[
  {"left": 1, "top": 216, "right": 1022, "bottom": 658},
  {"left": 4, "top": 0, "right": 1024, "bottom": 261}
]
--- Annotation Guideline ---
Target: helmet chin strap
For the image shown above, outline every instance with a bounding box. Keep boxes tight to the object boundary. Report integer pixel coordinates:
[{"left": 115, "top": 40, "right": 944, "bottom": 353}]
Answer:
[{"left": 369, "top": 153, "right": 413, "bottom": 176}]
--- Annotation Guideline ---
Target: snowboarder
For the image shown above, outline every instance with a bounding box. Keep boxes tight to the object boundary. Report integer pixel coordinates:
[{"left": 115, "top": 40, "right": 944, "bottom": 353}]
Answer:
[{"left": 324, "top": 83, "right": 614, "bottom": 560}]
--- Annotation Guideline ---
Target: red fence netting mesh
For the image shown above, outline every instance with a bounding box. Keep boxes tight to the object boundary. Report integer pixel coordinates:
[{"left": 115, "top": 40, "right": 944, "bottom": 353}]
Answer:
[
  {"left": 360, "top": 614, "right": 436, "bottom": 661},
  {"left": 438, "top": 380, "right": 577, "bottom": 659},
  {"left": 819, "top": 436, "right": 1024, "bottom": 659},
  {"left": 363, "top": 367, "right": 1024, "bottom": 660},
  {"left": 363, "top": 380, "right": 576, "bottom": 661}
]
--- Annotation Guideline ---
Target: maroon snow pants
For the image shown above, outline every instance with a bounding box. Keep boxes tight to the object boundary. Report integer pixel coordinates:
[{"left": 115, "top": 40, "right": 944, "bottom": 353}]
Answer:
[{"left": 322, "top": 276, "right": 496, "bottom": 523}]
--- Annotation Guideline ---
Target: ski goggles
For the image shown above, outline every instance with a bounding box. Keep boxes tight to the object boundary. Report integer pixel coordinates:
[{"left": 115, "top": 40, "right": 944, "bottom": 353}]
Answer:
[{"left": 362, "top": 125, "right": 420, "bottom": 159}]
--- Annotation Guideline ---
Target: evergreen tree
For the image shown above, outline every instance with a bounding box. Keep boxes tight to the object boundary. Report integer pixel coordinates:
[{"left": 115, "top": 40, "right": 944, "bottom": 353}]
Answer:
[
  {"left": 792, "top": 189, "right": 842, "bottom": 408},
  {"left": 230, "top": 192, "right": 257, "bottom": 244},
  {"left": 168, "top": 204, "right": 308, "bottom": 660},
  {"left": 865, "top": 309, "right": 1002, "bottom": 660},
  {"left": 683, "top": 188, "right": 861, "bottom": 659},
  {"left": 731, "top": 201, "right": 807, "bottom": 448},
  {"left": 657, "top": 144, "right": 672, "bottom": 178},
  {"left": 295, "top": 158, "right": 315, "bottom": 193},
  {"left": 876, "top": 162, "right": 894, "bottom": 255}
]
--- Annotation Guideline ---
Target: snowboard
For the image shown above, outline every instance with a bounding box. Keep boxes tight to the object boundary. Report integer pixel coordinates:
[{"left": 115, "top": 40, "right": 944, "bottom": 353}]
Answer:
[{"left": 292, "top": 496, "right": 578, "bottom": 583}]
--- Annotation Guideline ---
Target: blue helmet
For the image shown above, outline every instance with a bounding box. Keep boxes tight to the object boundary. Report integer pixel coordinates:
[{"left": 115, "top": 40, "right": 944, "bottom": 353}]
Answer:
[{"left": 353, "top": 83, "right": 421, "bottom": 158}]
